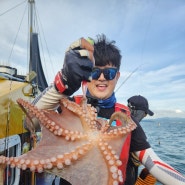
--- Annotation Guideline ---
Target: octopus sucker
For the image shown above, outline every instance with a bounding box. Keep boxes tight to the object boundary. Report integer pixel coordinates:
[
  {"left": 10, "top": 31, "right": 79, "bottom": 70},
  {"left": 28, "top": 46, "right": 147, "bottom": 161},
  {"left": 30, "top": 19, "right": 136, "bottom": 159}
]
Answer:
[
  {"left": 0, "top": 97, "right": 137, "bottom": 185},
  {"left": 57, "top": 163, "right": 64, "bottom": 169},
  {"left": 21, "top": 164, "right": 27, "bottom": 170}
]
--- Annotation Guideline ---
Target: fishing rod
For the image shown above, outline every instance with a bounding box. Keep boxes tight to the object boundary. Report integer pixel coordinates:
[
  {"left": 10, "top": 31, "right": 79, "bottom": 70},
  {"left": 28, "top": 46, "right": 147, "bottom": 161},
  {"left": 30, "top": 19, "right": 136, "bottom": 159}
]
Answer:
[
  {"left": 0, "top": 0, "right": 26, "bottom": 17},
  {"left": 115, "top": 64, "right": 143, "bottom": 93}
]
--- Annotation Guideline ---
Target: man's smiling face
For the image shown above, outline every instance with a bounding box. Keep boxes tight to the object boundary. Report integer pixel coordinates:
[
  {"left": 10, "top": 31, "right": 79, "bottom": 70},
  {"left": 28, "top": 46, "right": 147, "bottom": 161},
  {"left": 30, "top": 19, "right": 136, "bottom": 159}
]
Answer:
[{"left": 87, "top": 65, "right": 120, "bottom": 100}]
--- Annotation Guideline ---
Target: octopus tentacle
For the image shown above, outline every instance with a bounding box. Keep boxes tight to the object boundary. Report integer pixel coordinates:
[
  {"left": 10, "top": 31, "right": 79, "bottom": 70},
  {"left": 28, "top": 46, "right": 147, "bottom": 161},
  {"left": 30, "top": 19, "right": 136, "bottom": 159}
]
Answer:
[
  {"left": 99, "top": 140, "right": 123, "bottom": 184},
  {"left": 0, "top": 97, "right": 137, "bottom": 185}
]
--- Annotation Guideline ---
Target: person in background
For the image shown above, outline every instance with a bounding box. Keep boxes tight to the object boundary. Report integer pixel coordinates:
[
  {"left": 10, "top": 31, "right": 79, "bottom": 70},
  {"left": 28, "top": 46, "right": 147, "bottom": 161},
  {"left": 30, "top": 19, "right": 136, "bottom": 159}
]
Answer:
[
  {"left": 31, "top": 34, "right": 185, "bottom": 185},
  {"left": 127, "top": 95, "right": 157, "bottom": 185},
  {"left": 127, "top": 95, "right": 154, "bottom": 122}
]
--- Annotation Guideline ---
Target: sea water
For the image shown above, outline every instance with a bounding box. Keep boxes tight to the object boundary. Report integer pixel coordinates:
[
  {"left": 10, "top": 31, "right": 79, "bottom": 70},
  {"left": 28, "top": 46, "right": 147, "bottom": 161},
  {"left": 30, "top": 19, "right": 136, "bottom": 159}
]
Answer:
[{"left": 140, "top": 118, "right": 185, "bottom": 185}]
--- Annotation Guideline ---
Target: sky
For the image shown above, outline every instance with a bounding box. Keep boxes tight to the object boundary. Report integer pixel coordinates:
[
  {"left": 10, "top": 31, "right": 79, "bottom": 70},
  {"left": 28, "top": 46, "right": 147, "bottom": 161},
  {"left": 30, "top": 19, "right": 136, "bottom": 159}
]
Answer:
[{"left": 0, "top": 0, "right": 185, "bottom": 119}]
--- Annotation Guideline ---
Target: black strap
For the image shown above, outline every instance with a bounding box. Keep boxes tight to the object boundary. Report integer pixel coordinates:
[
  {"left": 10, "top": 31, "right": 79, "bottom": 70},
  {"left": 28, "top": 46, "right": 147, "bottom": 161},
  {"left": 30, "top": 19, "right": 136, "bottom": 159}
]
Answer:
[
  {"left": 52, "top": 175, "right": 57, "bottom": 185},
  {"left": 52, "top": 176, "right": 72, "bottom": 185},
  {"left": 59, "top": 178, "right": 72, "bottom": 185}
]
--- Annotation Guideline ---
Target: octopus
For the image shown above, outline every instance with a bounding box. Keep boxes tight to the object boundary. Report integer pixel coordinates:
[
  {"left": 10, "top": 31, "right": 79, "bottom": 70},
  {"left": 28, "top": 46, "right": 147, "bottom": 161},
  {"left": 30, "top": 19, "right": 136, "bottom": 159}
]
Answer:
[{"left": 0, "top": 97, "right": 137, "bottom": 185}]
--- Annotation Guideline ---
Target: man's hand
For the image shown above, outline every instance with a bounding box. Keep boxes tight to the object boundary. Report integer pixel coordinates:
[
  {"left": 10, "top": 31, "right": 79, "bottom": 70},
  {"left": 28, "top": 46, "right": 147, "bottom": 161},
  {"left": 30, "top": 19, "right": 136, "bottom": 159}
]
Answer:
[{"left": 54, "top": 38, "right": 94, "bottom": 96}]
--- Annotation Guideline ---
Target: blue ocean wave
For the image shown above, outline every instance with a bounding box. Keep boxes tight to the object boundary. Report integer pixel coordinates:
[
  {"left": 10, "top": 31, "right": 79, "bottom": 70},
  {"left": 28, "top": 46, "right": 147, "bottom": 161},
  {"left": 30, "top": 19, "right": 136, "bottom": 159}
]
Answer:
[{"left": 140, "top": 118, "right": 185, "bottom": 184}]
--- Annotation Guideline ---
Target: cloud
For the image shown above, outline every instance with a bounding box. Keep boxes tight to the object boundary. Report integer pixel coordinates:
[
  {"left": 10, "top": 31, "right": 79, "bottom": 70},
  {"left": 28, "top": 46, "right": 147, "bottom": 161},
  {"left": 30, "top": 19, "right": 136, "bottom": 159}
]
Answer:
[
  {"left": 1, "top": 0, "right": 185, "bottom": 119},
  {"left": 116, "top": 63, "right": 185, "bottom": 117},
  {"left": 175, "top": 109, "right": 183, "bottom": 113}
]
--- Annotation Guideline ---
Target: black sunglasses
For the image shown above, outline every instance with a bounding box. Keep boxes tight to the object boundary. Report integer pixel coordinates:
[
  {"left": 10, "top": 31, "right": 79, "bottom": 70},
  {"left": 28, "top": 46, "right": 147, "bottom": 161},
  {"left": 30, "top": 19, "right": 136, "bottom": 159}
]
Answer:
[{"left": 92, "top": 67, "right": 118, "bottom": 80}]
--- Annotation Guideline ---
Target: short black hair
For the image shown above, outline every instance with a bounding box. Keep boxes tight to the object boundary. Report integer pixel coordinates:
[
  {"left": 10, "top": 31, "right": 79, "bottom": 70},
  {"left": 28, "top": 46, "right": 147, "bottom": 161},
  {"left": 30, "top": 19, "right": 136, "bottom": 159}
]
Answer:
[{"left": 94, "top": 34, "right": 122, "bottom": 71}]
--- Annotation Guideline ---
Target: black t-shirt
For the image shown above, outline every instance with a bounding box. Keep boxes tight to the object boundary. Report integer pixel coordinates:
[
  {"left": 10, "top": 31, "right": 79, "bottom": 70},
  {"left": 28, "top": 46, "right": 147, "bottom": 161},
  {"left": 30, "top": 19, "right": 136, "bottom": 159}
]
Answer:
[{"left": 97, "top": 106, "right": 150, "bottom": 185}]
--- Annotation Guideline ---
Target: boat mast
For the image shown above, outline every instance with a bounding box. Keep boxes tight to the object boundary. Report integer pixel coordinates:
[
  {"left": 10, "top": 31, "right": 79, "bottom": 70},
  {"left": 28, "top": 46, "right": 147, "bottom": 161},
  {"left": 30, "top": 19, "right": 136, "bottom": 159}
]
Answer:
[
  {"left": 28, "top": 0, "right": 35, "bottom": 73},
  {"left": 27, "top": 0, "right": 48, "bottom": 92}
]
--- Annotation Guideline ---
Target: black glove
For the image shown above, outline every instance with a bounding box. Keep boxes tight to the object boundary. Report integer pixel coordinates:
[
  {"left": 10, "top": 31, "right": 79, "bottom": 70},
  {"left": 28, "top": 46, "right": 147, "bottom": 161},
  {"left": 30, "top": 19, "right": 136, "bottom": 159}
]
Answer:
[
  {"left": 139, "top": 168, "right": 150, "bottom": 180},
  {"left": 54, "top": 38, "right": 94, "bottom": 96}
]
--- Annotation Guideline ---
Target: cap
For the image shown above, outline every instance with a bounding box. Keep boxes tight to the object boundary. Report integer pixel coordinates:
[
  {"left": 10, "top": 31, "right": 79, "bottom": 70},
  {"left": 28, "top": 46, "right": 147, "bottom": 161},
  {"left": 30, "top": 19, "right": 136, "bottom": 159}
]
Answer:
[{"left": 127, "top": 95, "right": 154, "bottom": 116}]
